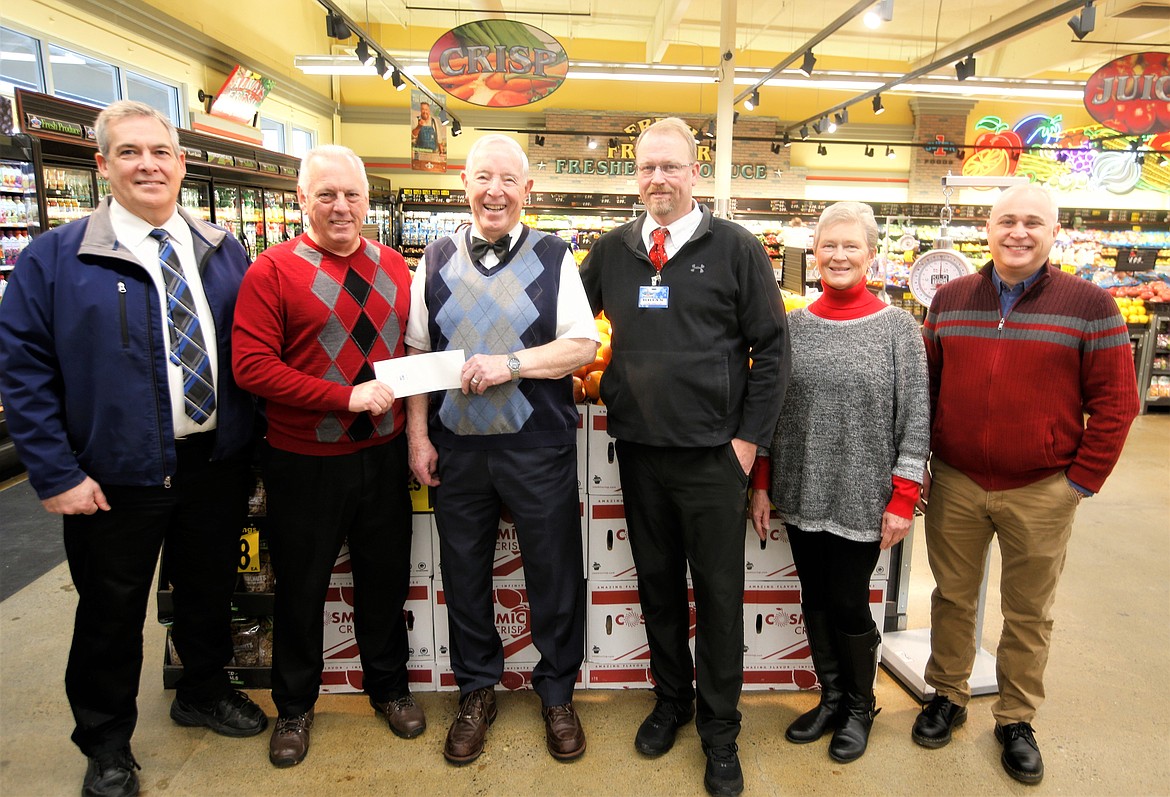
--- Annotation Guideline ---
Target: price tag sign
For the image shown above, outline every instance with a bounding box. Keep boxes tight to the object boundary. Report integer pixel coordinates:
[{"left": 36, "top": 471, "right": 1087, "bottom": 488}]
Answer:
[{"left": 238, "top": 524, "right": 260, "bottom": 573}]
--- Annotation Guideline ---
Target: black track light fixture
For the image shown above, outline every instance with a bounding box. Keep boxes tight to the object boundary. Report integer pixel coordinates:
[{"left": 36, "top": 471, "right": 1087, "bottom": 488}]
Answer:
[
  {"left": 326, "top": 11, "right": 350, "bottom": 39},
  {"left": 799, "top": 125, "right": 810, "bottom": 140},
  {"left": 392, "top": 69, "right": 405, "bottom": 91},
  {"left": 608, "top": 137, "right": 619, "bottom": 149},
  {"left": 812, "top": 119, "right": 823, "bottom": 135},
  {"left": 355, "top": 40, "right": 373, "bottom": 67},
  {"left": 704, "top": 120, "right": 716, "bottom": 138},
  {"left": 864, "top": 145, "right": 875, "bottom": 157},
  {"left": 886, "top": 146, "right": 896, "bottom": 159},
  {"left": 439, "top": 109, "right": 451, "bottom": 126},
  {"left": 872, "top": 94, "right": 885, "bottom": 115},
  {"left": 817, "top": 144, "right": 828, "bottom": 156},
  {"left": 451, "top": 119, "right": 463, "bottom": 137},
  {"left": 955, "top": 55, "right": 976, "bottom": 81},
  {"left": 1068, "top": 1, "right": 1096, "bottom": 39},
  {"left": 744, "top": 89, "right": 760, "bottom": 111},
  {"left": 800, "top": 50, "right": 816, "bottom": 77},
  {"left": 587, "top": 137, "right": 597, "bottom": 150},
  {"left": 783, "top": 132, "right": 792, "bottom": 148},
  {"left": 771, "top": 142, "right": 782, "bottom": 155},
  {"left": 375, "top": 55, "right": 389, "bottom": 79},
  {"left": 534, "top": 135, "right": 546, "bottom": 147}
]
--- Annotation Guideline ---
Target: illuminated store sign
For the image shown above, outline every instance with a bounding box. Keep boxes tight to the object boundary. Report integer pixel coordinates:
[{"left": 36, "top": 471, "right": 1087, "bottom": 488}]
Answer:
[
  {"left": 1084, "top": 52, "right": 1170, "bottom": 136},
  {"left": 430, "top": 21, "right": 568, "bottom": 108}
]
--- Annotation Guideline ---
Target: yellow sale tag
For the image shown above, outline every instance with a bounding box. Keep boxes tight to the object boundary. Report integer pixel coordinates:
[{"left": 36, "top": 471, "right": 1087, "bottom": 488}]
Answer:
[
  {"left": 408, "top": 477, "right": 434, "bottom": 513},
  {"left": 238, "top": 524, "right": 260, "bottom": 573}
]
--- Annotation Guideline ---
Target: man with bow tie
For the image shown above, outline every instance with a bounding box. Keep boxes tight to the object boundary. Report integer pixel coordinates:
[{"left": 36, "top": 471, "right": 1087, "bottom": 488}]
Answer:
[{"left": 404, "top": 134, "right": 598, "bottom": 765}]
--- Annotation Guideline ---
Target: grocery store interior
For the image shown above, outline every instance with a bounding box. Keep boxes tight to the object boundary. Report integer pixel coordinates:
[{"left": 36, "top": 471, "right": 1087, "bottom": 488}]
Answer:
[{"left": 2, "top": 0, "right": 1169, "bottom": 795}]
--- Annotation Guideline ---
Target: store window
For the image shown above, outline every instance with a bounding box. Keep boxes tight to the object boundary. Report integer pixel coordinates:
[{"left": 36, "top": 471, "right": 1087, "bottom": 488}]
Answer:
[
  {"left": 260, "top": 117, "right": 285, "bottom": 153},
  {"left": 0, "top": 26, "right": 44, "bottom": 94},
  {"left": 48, "top": 44, "right": 118, "bottom": 108},
  {"left": 291, "top": 127, "right": 315, "bottom": 158},
  {"left": 126, "top": 71, "right": 180, "bottom": 126}
]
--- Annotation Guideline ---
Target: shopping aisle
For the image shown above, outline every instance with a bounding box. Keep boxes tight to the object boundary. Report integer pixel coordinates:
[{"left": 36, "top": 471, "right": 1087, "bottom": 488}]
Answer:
[{"left": 1, "top": 415, "right": 1167, "bottom": 797}]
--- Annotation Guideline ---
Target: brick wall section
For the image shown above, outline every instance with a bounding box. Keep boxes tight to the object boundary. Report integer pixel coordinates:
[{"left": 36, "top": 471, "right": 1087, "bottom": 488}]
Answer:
[
  {"left": 908, "top": 98, "right": 977, "bottom": 202},
  {"left": 530, "top": 110, "right": 800, "bottom": 200}
]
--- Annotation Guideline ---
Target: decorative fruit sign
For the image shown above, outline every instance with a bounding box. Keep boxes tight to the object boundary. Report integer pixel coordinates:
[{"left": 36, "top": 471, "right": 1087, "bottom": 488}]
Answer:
[
  {"left": 1083, "top": 52, "right": 1170, "bottom": 135},
  {"left": 430, "top": 21, "right": 568, "bottom": 108}
]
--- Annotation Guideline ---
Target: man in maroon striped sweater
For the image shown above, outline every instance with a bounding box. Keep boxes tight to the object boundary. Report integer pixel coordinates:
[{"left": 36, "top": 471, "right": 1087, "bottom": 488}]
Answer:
[{"left": 912, "top": 185, "right": 1138, "bottom": 784}]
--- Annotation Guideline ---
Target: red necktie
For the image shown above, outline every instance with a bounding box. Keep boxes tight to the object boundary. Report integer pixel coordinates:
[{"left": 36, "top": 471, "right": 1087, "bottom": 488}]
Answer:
[{"left": 649, "top": 227, "right": 668, "bottom": 274}]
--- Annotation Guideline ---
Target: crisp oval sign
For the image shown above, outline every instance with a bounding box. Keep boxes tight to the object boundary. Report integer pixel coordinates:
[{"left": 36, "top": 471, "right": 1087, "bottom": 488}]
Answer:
[
  {"left": 430, "top": 21, "right": 568, "bottom": 108},
  {"left": 1083, "top": 51, "right": 1170, "bottom": 135}
]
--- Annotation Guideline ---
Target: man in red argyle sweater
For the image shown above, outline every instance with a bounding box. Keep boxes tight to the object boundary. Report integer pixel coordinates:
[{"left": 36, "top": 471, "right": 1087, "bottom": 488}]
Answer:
[
  {"left": 912, "top": 184, "right": 1139, "bottom": 784},
  {"left": 233, "top": 145, "right": 424, "bottom": 768}
]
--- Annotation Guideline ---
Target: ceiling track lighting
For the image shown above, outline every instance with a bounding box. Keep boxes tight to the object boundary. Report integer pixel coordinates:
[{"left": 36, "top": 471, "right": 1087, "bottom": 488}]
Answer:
[
  {"left": 817, "top": 144, "right": 828, "bottom": 156},
  {"left": 744, "top": 89, "right": 760, "bottom": 111},
  {"left": 799, "top": 49, "right": 817, "bottom": 77},
  {"left": 439, "top": 109, "right": 451, "bottom": 126},
  {"left": 864, "top": 145, "right": 875, "bottom": 157},
  {"left": 771, "top": 142, "right": 782, "bottom": 154},
  {"left": 783, "top": 132, "right": 792, "bottom": 148},
  {"left": 1068, "top": 1, "right": 1096, "bottom": 40},
  {"left": 534, "top": 135, "right": 546, "bottom": 147},
  {"left": 587, "top": 137, "right": 598, "bottom": 149},
  {"left": 451, "top": 119, "right": 463, "bottom": 137},
  {"left": 827, "top": 117, "right": 838, "bottom": 134},
  {"left": 812, "top": 119, "right": 823, "bottom": 135},
  {"left": 872, "top": 94, "right": 885, "bottom": 115},
  {"left": 863, "top": 0, "right": 894, "bottom": 29},
  {"left": 607, "top": 137, "right": 619, "bottom": 149},
  {"left": 955, "top": 149, "right": 966, "bottom": 160},
  {"left": 704, "top": 120, "right": 716, "bottom": 138},
  {"left": 375, "top": 55, "right": 389, "bottom": 79},
  {"left": 355, "top": 39, "right": 373, "bottom": 67},
  {"left": 325, "top": 11, "right": 350, "bottom": 39},
  {"left": 391, "top": 69, "right": 405, "bottom": 90},
  {"left": 955, "top": 55, "right": 976, "bottom": 81},
  {"left": 886, "top": 146, "right": 896, "bottom": 159},
  {"left": 799, "top": 125, "right": 810, "bottom": 140}
]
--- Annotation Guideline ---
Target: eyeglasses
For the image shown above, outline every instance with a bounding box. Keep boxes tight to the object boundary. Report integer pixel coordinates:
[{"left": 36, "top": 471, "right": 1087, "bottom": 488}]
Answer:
[{"left": 635, "top": 162, "right": 694, "bottom": 177}]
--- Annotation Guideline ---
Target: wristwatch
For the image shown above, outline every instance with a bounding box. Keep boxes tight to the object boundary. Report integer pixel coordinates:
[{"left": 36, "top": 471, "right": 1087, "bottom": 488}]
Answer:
[{"left": 507, "top": 353, "right": 522, "bottom": 381}]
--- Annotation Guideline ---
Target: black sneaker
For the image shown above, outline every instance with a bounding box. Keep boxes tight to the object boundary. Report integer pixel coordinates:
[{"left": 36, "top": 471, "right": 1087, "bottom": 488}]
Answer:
[
  {"left": 82, "top": 747, "right": 140, "bottom": 797},
  {"left": 702, "top": 742, "right": 744, "bottom": 797},
  {"left": 996, "top": 722, "right": 1044, "bottom": 784},
  {"left": 911, "top": 694, "right": 967, "bottom": 749},
  {"left": 171, "top": 689, "right": 269, "bottom": 737},
  {"left": 634, "top": 699, "right": 694, "bottom": 756}
]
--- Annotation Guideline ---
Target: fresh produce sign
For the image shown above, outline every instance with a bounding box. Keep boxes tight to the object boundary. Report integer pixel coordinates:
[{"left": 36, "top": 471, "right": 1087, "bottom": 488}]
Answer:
[
  {"left": 430, "top": 21, "right": 568, "bottom": 108},
  {"left": 209, "top": 66, "right": 274, "bottom": 126},
  {"left": 1083, "top": 52, "right": 1170, "bottom": 135}
]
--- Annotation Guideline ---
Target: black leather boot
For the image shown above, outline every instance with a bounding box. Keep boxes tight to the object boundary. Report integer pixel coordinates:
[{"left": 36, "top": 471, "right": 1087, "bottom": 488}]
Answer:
[
  {"left": 828, "top": 627, "right": 881, "bottom": 763},
  {"left": 786, "top": 609, "right": 844, "bottom": 744}
]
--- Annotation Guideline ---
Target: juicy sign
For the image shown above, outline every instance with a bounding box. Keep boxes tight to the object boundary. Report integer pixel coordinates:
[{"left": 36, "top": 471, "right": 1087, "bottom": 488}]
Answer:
[{"left": 1084, "top": 52, "right": 1170, "bottom": 135}]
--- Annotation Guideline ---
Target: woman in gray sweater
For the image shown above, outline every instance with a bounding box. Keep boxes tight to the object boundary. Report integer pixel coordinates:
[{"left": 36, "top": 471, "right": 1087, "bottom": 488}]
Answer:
[{"left": 749, "top": 201, "right": 930, "bottom": 763}]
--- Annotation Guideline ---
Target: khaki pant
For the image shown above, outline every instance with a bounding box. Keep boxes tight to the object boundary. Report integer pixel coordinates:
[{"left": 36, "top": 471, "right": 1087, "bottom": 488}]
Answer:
[{"left": 923, "top": 459, "right": 1079, "bottom": 724}]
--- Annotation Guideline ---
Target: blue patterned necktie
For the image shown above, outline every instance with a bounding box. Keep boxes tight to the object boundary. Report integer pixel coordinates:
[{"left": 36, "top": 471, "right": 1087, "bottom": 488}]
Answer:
[{"left": 149, "top": 229, "right": 215, "bottom": 424}]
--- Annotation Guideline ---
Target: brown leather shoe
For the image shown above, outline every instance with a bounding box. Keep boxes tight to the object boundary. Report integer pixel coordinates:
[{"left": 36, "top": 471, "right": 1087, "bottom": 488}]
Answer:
[
  {"left": 269, "top": 710, "right": 313, "bottom": 768},
  {"left": 443, "top": 688, "right": 497, "bottom": 765},
  {"left": 543, "top": 702, "right": 586, "bottom": 761},
  {"left": 372, "top": 693, "right": 426, "bottom": 739}
]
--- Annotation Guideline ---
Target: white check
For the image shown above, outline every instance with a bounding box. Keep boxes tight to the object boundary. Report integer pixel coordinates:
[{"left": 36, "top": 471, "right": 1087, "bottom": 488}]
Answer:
[{"left": 373, "top": 349, "right": 465, "bottom": 398}]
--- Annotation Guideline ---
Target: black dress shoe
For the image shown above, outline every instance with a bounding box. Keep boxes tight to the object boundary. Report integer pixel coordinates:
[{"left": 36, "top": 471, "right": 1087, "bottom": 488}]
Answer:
[
  {"left": 82, "top": 747, "right": 140, "bottom": 797},
  {"left": 996, "top": 722, "right": 1044, "bottom": 784},
  {"left": 702, "top": 742, "right": 744, "bottom": 797},
  {"left": 634, "top": 699, "right": 694, "bottom": 757},
  {"left": 171, "top": 690, "right": 268, "bottom": 737},
  {"left": 911, "top": 694, "right": 967, "bottom": 749}
]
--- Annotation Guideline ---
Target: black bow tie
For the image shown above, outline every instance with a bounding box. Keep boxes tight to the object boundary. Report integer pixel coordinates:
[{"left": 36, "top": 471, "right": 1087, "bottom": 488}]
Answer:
[{"left": 470, "top": 234, "right": 511, "bottom": 263}]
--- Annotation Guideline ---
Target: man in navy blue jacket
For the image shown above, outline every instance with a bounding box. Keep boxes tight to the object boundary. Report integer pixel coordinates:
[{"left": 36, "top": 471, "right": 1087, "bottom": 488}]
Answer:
[{"left": 0, "top": 101, "right": 265, "bottom": 797}]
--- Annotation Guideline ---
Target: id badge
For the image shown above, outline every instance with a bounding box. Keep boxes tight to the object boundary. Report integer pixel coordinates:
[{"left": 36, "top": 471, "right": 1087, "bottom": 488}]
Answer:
[{"left": 638, "top": 285, "right": 669, "bottom": 309}]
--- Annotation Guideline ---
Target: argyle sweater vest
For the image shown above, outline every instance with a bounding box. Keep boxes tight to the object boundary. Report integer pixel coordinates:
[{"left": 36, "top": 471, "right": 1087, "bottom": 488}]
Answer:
[{"left": 422, "top": 227, "right": 577, "bottom": 450}]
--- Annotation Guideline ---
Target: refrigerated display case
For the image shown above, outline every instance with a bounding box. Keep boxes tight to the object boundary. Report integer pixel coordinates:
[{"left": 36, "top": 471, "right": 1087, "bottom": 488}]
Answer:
[
  {"left": 0, "top": 132, "right": 38, "bottom": 280},
  {"left": 14, "top": 89, "right": 302, "bottom": 259},
  {"left": 179, "top": 180, "right": 211, "bottom": 222}
]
